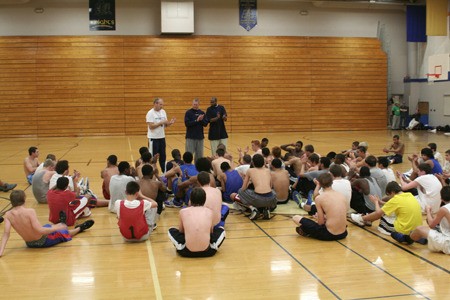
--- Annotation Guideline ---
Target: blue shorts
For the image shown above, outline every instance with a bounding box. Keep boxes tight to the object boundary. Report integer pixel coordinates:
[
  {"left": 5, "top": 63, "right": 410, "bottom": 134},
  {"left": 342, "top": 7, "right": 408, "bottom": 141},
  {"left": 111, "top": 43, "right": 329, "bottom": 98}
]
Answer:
[
  {"left": 26, "top": 224, "right": 72, "bottom": 248},
  {"left": 26, "top": 174, "right": 33, "bottom": 185}
]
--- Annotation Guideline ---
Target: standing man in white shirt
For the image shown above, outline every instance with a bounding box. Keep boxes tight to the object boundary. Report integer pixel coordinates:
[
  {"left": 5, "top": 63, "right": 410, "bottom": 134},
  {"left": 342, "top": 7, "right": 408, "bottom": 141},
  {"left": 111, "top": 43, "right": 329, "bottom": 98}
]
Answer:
[{"left": 146, "top": 98, "right": 175, "bottom": 172}]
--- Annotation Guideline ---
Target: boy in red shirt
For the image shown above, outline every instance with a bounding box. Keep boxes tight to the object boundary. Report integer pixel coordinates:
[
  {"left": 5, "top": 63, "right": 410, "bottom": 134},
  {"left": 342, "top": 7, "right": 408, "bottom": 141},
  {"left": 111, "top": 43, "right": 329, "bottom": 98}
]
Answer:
[
  {"left": 47, "top": 177, "right": 93, "bottom": 226},
  {"left": 115, "top": 181, "right": 158, "bottom": 242}
]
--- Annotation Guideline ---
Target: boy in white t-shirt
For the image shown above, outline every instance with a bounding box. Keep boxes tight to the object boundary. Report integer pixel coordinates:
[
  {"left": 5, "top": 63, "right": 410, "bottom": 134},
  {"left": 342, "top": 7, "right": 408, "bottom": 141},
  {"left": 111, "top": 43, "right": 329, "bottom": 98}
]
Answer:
[{"left": 410, "top": 186, "right": 450, "bottom": 254}]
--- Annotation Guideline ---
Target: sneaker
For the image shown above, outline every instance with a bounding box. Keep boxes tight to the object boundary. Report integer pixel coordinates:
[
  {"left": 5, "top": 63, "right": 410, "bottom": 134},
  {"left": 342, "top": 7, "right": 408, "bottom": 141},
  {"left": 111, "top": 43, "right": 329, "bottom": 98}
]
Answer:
[
  {"left": 377, "top": 226, "right": 391, "bottom": 235},
  {"left": 306, "top": 190, "right": 314, "bottom": 206},
  {"left": 59, "top": 211, "right": 67, "bottom": 224},
  {"left": 350, "top": 213, "right": 365, "bottom": 226},
  {"left": 153, "top": 224, "right": 158, "bottom": 231},
  {"left": 428, "top": 129, "right": 437, "bottom": 133},
  {"left": 0, "top": 183, "right": 17, "bottom": 192},
  {"left": 415, "top": 238, "right": 428, "bottom": 245},
  {"left": 78, "top": 178, "right": 84, "bottom": 188},
  {"left": 391, "top": 232, "right": 414, "bottom": 245},
  {"left": 85, "top": 189, "right": 98, "bottom": 199},
  {"left": 84, "top": 177, "right": 90, "bottom": 190},
  {"left": 75, "top": 220, "right": 95, "bottom": 233},
  {"left": 295, "top": 226, "right": 305, "bottom": 236},
  {"left": 87, "top": 198, "right": 98, "bottom": 208},
  {"left": 233, "top": 202, "right": 244, "bottom": 212},
  {"left": 262, "top": 208, "right": 270, "bottom": 220},
  {"left": 249, "top": 208, "right": 259, "bottom": 220},
  {"left": 164, "top": 199, "right": 182, "bottom": 208}
]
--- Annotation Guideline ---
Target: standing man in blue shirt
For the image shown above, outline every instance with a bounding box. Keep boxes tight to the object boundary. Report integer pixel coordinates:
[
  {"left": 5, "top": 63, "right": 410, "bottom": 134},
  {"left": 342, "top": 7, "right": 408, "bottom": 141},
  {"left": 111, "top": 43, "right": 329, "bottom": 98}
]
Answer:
[
  {"left": 185, "top": 98, "right": 208, "bottom": 162},
  {"left": 206, "top": 97, "right": 228, "bottom": 156}
]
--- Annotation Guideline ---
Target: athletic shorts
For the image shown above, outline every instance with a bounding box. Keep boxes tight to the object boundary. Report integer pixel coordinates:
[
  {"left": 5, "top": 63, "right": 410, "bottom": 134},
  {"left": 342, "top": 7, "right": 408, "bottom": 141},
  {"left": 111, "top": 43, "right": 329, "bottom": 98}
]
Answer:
[
  {"left": 237, "top": 188, "right": 277, "bottom": 209},
  {"left": 26, "top": 224, "right": 72, "bottom": 248},
  {"left": 168, "top": 227, "right": 226, "bottom": 257},
  {"left": 299, "top": 218, "right": 347, "bottom": 241},
  {"left": 427, "top": 229, "right": 450, "bottom": 254}
]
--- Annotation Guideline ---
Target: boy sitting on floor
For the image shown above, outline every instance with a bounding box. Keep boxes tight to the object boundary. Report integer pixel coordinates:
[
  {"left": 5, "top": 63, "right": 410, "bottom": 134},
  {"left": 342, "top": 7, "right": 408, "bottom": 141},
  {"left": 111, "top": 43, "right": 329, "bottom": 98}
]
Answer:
[
  {"left": 0, "top": 190, "right": 94, "bottom": 257},
  {"left": 115, "top": 181, "right": 158, "bottom": 242},
  {"left": 292, "top": 173, "right": 347, "bottom": 241},
  {"left": 168, "top": 187, "right": 226, "bottom": 257}
]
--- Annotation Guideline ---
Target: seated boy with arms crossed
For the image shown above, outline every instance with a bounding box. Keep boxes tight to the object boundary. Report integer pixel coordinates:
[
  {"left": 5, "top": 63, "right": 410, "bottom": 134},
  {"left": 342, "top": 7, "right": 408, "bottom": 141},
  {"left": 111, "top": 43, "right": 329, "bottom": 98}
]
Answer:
[
  {"left": 115, "top": 181, "right": 158, "bottom": 242},
  {"left": 168, "top": 187, "right": 226, "bottom": 257}
]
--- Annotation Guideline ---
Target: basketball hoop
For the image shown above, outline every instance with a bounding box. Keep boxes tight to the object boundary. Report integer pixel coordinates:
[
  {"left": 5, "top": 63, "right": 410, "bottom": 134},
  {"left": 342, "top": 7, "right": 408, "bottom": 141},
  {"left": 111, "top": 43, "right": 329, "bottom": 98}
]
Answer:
[{"left": 427, "top": 65, "right": 442, "bottom": 80}]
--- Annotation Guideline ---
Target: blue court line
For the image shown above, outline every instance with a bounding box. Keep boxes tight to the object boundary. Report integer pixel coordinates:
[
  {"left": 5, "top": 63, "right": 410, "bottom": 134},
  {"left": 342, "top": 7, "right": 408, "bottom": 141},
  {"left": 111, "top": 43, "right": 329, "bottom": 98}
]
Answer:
[
  {"left": 354, "top": 225, "right": 450, "bottom": 274},
  {"left": 337, "top": 240, "right": 429, "bottom": 300},
  {"left": 252, "top": 221, "right": 342, "bottom": 300}
]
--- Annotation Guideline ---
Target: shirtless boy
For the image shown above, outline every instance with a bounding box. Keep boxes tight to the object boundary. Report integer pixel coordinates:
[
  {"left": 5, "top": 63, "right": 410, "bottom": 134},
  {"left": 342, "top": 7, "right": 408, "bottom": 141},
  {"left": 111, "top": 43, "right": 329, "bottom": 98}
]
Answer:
[
  {"left": 0, "top": 190, "right": 94, "bottom": 257},
  {"left": 270, "top": 158, "right": 290, "bottom": 204},
  {"left": 383, "top": 134, "right": 405, "bottom": 164},
  {"left": 24, "top": 146, "right": 40, "bottom": 184},
  {"left": 168, "top": 187, "right": 226, "bottom": 257},
  {"left": 292, "top": 173, "right": 347, "bottom": 241},
  {"left": 139, "top": 164, "right": 167, "bottom": 225},
  {"left": 100, "top": 154, "right": 119, "bottom": 200},
  {"left": 198, "top": 171, "right": 228, "bottom": 228},
  {"left": 232, "top": 154, "right": 277, "bottom": 220}
]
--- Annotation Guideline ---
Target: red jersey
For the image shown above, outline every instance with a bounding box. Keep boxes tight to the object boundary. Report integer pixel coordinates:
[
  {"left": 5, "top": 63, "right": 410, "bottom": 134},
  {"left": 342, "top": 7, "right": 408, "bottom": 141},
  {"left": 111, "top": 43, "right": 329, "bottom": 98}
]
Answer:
[
  {"left": 118, "top": 200, "right": 149, "bottom": 240},
  {"left": 47, "top": 189, "right": 77, "bottom": 226}
]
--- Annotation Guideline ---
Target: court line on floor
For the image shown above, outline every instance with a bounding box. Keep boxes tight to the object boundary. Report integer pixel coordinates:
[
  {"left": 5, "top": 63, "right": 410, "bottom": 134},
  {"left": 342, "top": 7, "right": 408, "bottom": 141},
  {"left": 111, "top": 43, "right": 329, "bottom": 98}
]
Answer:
[
  {"left": 146, "top": 240, "right": 163, "bottom": 300},
  {"left": 336, "top": 240, "right": 429, "bottom": 300},
  {"left": 351, "top": 224, "right": 449, "bottom": 274},
  {"left": 252, "top": 221, "right": 342, "bottom": 300},
  {"left": 127, "top": 137, "right": 134, "bottom": 163},
  {"left": 349, "top": 293, "right": 421, "bottom": 300}
]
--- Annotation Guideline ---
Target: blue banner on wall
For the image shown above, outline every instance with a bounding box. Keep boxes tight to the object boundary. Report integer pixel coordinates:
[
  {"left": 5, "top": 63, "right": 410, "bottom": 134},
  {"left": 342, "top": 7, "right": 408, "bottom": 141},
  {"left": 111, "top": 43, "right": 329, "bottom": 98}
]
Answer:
[
  {"left": 239, "top": 0, "right": 257, "bottom": 31},
  {"left": 406, "top": 5, "right": 426, "bottom": 42},
  {"left": 89, "top": 0, "right": 116, "bottom": 31}
]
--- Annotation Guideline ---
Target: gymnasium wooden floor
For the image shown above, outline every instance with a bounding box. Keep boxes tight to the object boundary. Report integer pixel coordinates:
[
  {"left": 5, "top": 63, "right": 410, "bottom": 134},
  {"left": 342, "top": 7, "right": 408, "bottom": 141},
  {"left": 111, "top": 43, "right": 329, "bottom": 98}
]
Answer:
[{"left": 0, "top": 130, "right": 449, "bottom": 299}]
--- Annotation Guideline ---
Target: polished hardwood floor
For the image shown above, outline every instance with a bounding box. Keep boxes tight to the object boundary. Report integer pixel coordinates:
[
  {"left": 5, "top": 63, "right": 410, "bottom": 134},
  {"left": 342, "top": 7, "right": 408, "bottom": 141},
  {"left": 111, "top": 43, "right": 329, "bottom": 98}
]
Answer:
[{"left": 0, "top": 130, "right": 449, "bottom": 299}]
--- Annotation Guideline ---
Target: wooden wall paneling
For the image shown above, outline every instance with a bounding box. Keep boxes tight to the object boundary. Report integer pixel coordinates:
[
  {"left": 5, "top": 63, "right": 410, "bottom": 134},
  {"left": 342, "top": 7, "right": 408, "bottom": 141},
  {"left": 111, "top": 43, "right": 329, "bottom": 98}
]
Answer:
[
  {"left": 35, "top": 36, "right": 125, "bottom": 137},
  {"left": 0, "top": 37, "right": 37, "bottom": 136},
  {"left": 123, "top": 36, "right": 231, "bottom": 135},
  {"left": 310, "top": 37, "right": 387, "bottom": 131},
  {"left": 0, "top": 35, "right": 387, "bottom": 137},
  {"left": 229, "top": 36, "right": 312, "bottom": 133}
]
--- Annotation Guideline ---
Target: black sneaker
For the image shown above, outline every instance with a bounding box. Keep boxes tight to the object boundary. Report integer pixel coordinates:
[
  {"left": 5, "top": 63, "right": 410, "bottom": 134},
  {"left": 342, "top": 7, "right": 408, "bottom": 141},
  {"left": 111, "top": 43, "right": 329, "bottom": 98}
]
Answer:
[
  {"left": 75, "top": 220, "right": 95, "bottom": 233},
  {"left": 0, "top": 183, "right": 17, "bottom": 192},
  {"left": 262, "top": 208, "right": 270, "bottom": 220},
  {"left": 59, "top": 211, "right": 67, "bottom": 224},
  {"left": 295, "top": 226, "right": 305, "bottom": 236}
]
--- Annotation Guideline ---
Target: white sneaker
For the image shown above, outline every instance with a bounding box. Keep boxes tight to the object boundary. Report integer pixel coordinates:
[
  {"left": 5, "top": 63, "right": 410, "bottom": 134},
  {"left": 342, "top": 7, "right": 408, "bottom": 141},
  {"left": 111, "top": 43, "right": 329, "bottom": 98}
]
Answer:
[
  {"left": 377, "top": 226, "right": 391, "bottom": 235},
  {"left": 233, "top": 202, "right": 244, "bottom": 212},
  {"left": 249, "top": 208, "right": 259, "bottom": 220},
  {"left": 428, "top": 129, "right": 437, "bottom": 133},
  {"left": 350, "top": 213, "right": 365, "bottom": 226}
]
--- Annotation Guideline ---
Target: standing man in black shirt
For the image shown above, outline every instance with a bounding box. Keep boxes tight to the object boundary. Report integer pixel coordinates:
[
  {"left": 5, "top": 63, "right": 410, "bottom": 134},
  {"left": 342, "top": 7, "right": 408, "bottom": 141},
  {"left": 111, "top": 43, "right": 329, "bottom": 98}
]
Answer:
[
  {"left": 185, "top": 98, "right": 208, "bottom": 162},
  {"left": 206, "top": 97, "right": 228, "bottom": 156}
]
